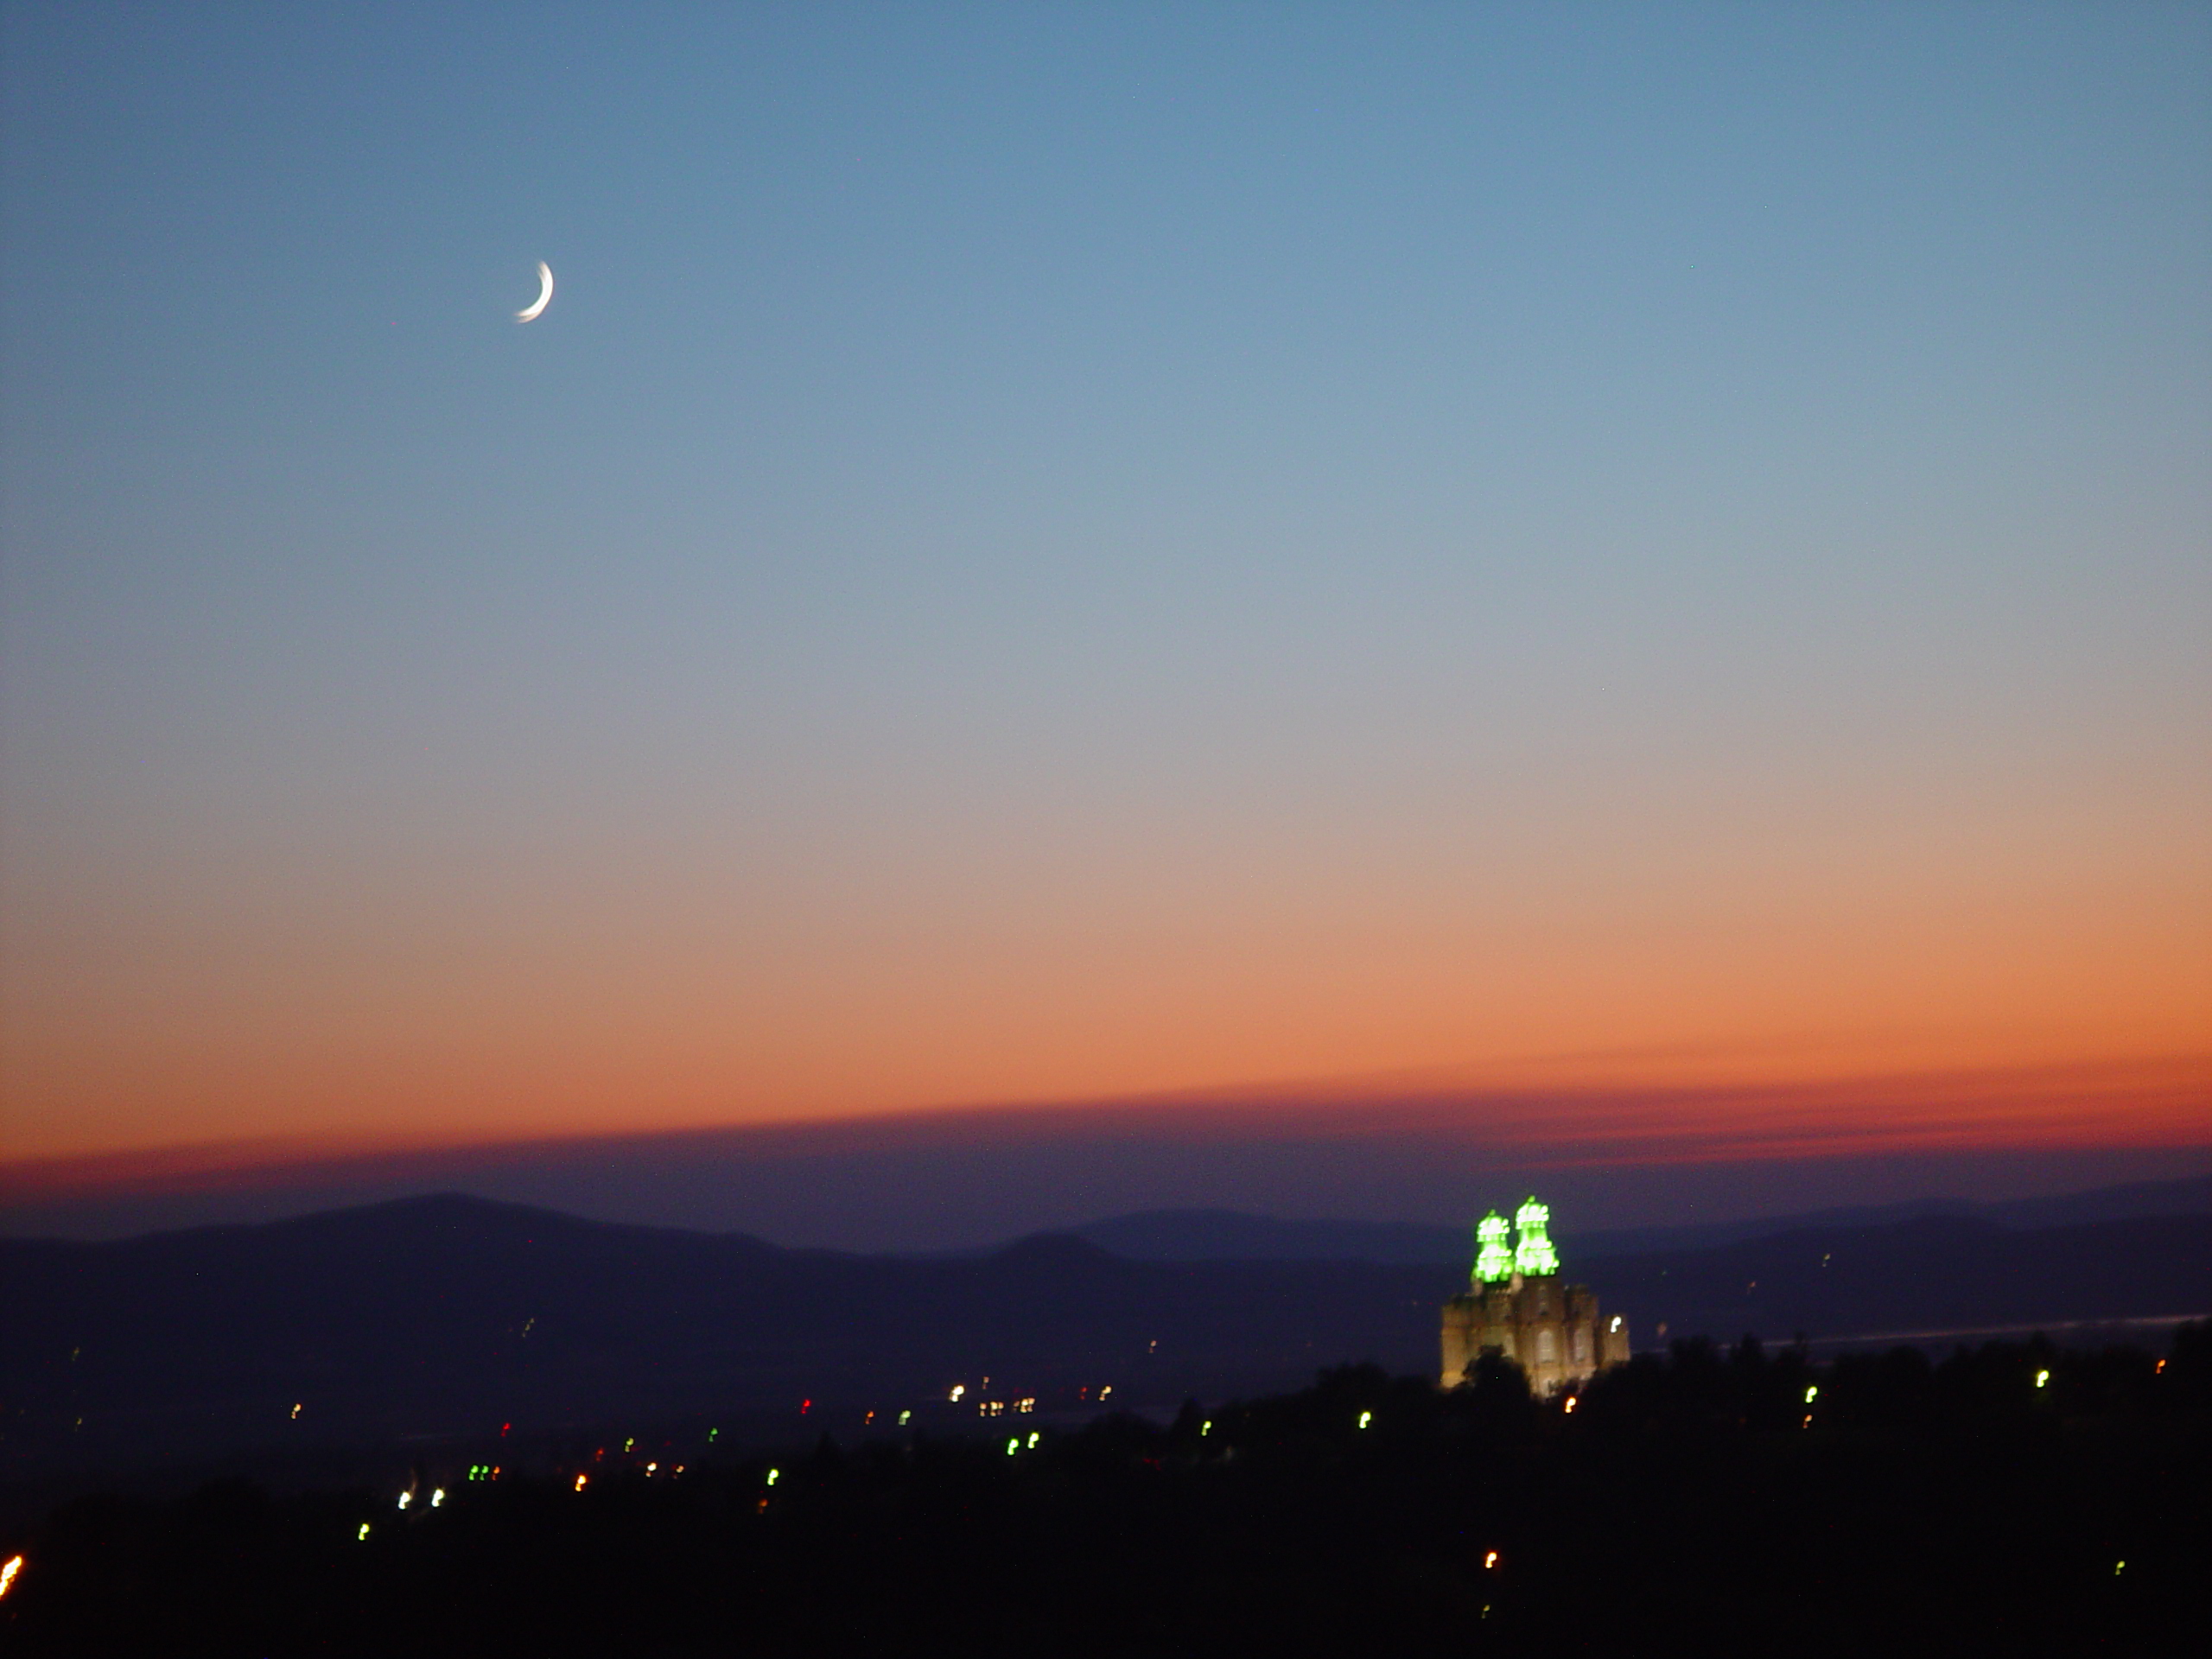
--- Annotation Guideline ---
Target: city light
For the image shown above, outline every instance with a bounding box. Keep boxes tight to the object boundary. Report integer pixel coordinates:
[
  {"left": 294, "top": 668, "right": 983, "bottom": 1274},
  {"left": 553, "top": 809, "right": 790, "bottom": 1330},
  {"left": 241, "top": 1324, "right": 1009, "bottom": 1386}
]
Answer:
[
  {"left": 290, "top": 1402, "right": 302, "bottom": 1419},
  {"left": 709, "top": 1427, "right": 719, "bottom": 1440},
  {"left": 2114, "top": 1560, "right": 2126, "bottom": 1575},
  {"left": 899, "top": 1410, "right": 912, "bottom": 1426},
  {"left": 1099, "top": 1386, "right": 1112, "bottom": 1399},
  {"left": 574, "top": 1475, "right": 588, "bottom": 1491},
  {"left": 645, "top": 1463, "right": 658, "bottom": 1475},
  {"left": 1027, "top": 1432, "right": 1039, "bottom": 1448},
  {"left": 2036, "top": 1370, "right": 2050, "bottom": 1389},
  {"left": 1484, "top": 1551, "right": 1499, "bottom": 1570},
  {"left": 766, "top": 1468, "right": 780, "bottom": 1486},
  {"left": 950, "top": 1385, "right": 965, "bottom": 1402},
  {"left": 1562, "top": 1397, "right": 1577, "bottom": 1414},
  {"left": 397, "top": 1492, "right": 412, "bottom": 1510},
  {"left": 1804, "top": 1386, "right": 1818, "bottom": 1403},
  {"left": 357, "top": 1524, "right": 370, "bottom": 1541},
  {"left": 1006, "top": 1438, "right": 1019, "bottom": 1455},
  {"left": 1357, "top": 1411, "right": 1372, "bottom": 1429},
  {"left": 1609, "top": 1316, "right": 1622, "bottom": 1333},
  {"left": 429, "top": 1489, "right": 444, "bottom": 1508},
  {"left": 0, "top": 1556, "right": 19, "bottom": 1599},
  {"left": 1201, "top": 1421, "right": 1212, "bottom": 1436}
]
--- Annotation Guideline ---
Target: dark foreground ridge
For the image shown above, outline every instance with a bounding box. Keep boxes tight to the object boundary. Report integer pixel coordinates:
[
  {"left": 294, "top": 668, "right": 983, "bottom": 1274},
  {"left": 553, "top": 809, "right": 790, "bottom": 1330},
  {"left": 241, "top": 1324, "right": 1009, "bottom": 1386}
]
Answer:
[{"left": 3, "top": 1327, "right": 2205, "bottom": 1657}]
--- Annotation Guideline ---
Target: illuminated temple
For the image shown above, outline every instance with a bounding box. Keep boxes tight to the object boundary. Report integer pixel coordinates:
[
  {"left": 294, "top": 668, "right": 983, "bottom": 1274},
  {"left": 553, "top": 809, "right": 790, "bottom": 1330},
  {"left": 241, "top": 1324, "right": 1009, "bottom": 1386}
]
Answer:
[{"left": 1439, "top": 1198, "right": 1630, "bottom": 1394}]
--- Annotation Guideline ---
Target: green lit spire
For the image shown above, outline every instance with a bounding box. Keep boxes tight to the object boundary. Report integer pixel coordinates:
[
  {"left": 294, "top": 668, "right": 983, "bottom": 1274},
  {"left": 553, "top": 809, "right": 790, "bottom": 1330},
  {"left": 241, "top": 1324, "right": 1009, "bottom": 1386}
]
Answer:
[
  {"left": 1473, "top": 1211, "right": 1514, "bottom": 1284},
  {"left": 1513, "top": 1197, "right": 1559, "bottom": 1276}
]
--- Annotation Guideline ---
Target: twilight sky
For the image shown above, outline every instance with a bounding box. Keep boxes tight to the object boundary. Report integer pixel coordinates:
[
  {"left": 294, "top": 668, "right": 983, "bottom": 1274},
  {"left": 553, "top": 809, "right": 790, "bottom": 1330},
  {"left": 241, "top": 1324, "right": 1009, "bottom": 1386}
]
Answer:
[{"left": 3, "top": 4, "right": 2208, "bottom": 1224}]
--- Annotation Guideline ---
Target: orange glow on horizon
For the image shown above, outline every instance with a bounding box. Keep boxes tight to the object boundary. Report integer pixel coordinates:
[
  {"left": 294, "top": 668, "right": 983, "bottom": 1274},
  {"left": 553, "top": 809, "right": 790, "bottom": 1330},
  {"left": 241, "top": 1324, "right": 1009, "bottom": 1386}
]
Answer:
[
  {"left": 4, "top": 1051, "right": 2204, "bottom": 1203},
  {"left": 7, "top": 757, "right": 2205, "bottom": 1171}
]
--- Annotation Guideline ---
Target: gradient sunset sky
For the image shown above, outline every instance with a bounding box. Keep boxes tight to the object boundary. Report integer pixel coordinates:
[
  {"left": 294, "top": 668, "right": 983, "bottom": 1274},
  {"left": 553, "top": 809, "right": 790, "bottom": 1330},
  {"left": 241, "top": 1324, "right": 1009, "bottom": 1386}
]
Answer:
[{"left": 3, "top": 4, "right": 2208, "bottom": 1223}]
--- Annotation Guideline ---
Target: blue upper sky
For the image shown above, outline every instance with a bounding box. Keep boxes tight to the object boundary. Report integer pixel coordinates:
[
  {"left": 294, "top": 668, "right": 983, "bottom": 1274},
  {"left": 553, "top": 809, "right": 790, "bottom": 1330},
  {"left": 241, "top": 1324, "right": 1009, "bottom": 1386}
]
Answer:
[{"left": 3, "top": 3, "right": 2208, "bottom": 1171}]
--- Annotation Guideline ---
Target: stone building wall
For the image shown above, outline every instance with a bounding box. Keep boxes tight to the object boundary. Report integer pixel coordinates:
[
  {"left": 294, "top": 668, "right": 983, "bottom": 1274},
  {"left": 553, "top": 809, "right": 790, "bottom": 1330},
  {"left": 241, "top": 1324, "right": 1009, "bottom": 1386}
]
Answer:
[{"left": 1440, "top": 1274, "right": 1627, "bottom": 1394}]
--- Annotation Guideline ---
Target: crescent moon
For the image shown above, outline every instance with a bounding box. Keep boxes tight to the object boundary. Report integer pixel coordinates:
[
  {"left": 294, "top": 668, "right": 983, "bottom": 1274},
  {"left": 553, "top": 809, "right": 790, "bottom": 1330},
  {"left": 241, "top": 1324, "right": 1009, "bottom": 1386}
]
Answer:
[{"left": 516, "top": 262, "right": 553, "bottom": 323}]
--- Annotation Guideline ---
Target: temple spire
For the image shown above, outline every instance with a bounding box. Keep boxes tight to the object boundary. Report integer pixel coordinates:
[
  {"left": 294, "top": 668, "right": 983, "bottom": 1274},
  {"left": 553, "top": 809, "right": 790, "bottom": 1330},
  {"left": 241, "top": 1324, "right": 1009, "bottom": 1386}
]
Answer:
[
  {"left": 1473, "top": 1211, "right": 1514, "bottom": 1284},
  {"left": 1513, "top": 1196, "right": 1559, "bottom": 1276}
]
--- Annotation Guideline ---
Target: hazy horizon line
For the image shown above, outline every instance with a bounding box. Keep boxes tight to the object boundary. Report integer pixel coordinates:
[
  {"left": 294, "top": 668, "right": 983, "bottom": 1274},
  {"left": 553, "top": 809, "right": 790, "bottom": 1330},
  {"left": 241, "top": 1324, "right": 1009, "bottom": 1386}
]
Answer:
[{"left": 10, "top": 1049, "right": 2207, "bottom": 1204}]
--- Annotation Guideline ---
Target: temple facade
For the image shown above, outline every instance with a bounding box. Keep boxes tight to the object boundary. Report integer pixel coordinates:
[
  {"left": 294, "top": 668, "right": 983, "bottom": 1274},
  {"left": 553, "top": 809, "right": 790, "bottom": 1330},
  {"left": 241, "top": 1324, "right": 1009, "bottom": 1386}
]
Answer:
[{"left": 1440, "top": 1198, "right": 1630, "bottom": 1394}]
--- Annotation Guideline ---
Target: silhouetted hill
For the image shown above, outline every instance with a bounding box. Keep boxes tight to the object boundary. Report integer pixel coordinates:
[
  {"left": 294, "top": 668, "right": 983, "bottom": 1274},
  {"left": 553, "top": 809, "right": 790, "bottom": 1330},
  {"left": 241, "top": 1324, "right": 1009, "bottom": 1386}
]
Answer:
[
  {"left": 1070, "top": 1208, "right": 1466, "bottom": 1264},
  {"left": 3, "top": 1195, "right": 2204, "bottom": 1479},
  {"left": 1984, "top": 1172, "right": 2212, "bottom": 1229},
  {"left": 1067, "top": 1173, "right": 2212, "bottom": 1263},
  {"left": 0, "top": 1195, "right": 1451, "bottom": 1473},
  {"left": 1586, "top": 1213, "right": 2211, "bottom": 1345}
]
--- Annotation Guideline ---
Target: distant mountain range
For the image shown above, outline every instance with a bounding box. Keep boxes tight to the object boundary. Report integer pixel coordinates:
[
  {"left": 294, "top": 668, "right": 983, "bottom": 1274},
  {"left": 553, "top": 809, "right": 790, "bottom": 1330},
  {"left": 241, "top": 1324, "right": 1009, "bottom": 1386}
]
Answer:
[
  {"left": 1066, "top": 1172, "right": 2212, "bottom": 1264},
  {"left": 0, "top": 1196, "right": 1452, "bottom": 1478},
  {"left": 3, "top": 1184, "right": 2205, "bottom": 1483}
]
